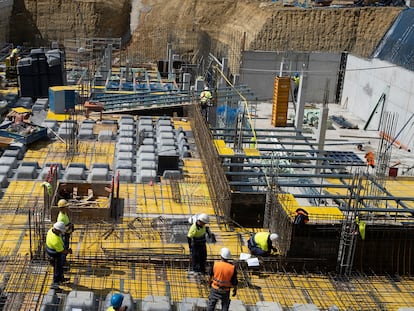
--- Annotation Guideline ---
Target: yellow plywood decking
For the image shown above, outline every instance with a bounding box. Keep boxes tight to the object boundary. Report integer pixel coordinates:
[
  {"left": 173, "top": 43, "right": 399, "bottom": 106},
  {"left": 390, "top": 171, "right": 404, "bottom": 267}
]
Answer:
[
  {"left": 213, "top": 139, "right": 234, "bottom": 156},
  {"left": 243, "top": 147, "right": 261, "bottom": 156}
]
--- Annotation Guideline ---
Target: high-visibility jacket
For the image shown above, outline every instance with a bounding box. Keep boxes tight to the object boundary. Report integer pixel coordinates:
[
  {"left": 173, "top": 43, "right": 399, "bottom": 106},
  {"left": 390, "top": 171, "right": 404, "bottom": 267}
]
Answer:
[
  {"left": 365, "top": 151, "right": 375, "bottom": 168},
  {"left": 57, "top": 212, "right": 70, "bottom": 226},
  {"left": 106, "top": 307, "right": 116, "bottom": 311},
  {"left": 187, "top": 223, "right": 207, "bottom": 245},
  {"left": 254, "top": 232, "right": 270, "bottom": 252},
  {"left": 200, "top": 90, "right": 212, "bottom": 104},
  {"left": 211, "top": 261, "right": 236, "bottom": 291},
  {"left": 292, "top": 76, "right": 300, "bottom": 86},
  {"left": 46, "top": 228, "right": 64, "bottom": 252}
]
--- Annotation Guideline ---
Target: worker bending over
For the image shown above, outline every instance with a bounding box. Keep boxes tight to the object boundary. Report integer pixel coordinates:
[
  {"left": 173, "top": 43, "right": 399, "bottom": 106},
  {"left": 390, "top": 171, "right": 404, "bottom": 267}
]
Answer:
[
  {"left": 187, "top": 213, "right": 210, "bottom": 275},
  {"left": 46, "top": 221, "right": 72, "bottom": 288},
  {"left": 247, "top": 232, "right": 279, "bottom": 257},
  {"left": 207, "top": 248, "right": 238, "bottom": 311},
  {"left": 107, "top": 293, "right": 127, "bottom": 311}
]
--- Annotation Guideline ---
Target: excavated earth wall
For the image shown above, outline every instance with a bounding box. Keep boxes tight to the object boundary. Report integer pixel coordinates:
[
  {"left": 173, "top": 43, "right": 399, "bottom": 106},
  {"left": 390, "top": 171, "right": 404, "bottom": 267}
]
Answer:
[{"left": 7, "top": 0, "right": 403, "bottom": 71}]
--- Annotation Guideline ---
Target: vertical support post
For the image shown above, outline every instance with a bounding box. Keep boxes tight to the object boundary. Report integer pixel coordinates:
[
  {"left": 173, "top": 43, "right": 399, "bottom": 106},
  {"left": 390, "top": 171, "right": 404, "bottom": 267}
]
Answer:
[{"left": 294, "top": 67, "right": 306, "bottom": 131}]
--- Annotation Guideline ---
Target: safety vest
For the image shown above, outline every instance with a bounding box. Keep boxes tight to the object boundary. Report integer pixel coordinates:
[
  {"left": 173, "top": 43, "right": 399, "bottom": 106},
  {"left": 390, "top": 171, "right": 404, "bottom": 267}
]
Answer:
[
  {"left": 200, "top": 90, "right": 212, "bottom": 104},
  {"left": 254, "top": 232, "right": 270, "bottom": 252},
  {"left": 46, "top": 228, "right": 64, "bottom": 252},
  {"left": 57, "top": 212, "right": 70, "bottom": 226},
  {"left": 211, "top": 261, "right": 235, "bottom": 291},
  {"left": 187, "top": 223, "right": 207, "bottom": 245},
  {"left": 365, "top": 151, "right": 375, "bottom": 168},
  {"left": 106, "top": 307, "right": 116, "bottom": 311},
  {"left": 292, "top": 76, "right": 300, "bottom": 86}
]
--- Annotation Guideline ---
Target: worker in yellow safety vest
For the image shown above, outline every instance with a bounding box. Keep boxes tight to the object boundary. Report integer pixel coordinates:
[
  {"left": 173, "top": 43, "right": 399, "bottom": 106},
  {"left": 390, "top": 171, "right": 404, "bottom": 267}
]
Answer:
[
  {"left": 9, "top": 46, "right": 21, "bottom": 66},
  {"left": 199, "top": 86, "right": 213, "bottom": 120},
  {"left": 187, "top": 213, "right": 210, "bottom": 275},
  {"left": 57, "top": 199, "right": 74, "bottom": 266},
  {"left": 207, "top": 248, "right": 238, "bottom": 311},
  {"left": 291, "top": 72, "right": 300, "bottom": 101},
  {"left": 247, "top": 231, "right": 279, "bottom": 256},
  {"left": 46, "top": 221, "right": 72, "bottom": 288}
]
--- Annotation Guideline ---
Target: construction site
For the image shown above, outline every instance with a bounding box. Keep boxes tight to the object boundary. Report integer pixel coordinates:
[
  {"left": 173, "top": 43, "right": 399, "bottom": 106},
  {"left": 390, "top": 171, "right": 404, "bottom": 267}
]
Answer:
[{"left": 0, "top": 0, "right": 413, "bottom": 310}]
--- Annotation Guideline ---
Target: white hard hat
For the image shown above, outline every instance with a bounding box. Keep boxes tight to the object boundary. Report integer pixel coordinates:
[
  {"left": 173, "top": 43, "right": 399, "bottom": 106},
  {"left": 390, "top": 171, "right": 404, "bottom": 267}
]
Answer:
[
  {"left": 220, "top": 247, "right": 231, "bottom": 260},
  {"left": 270, "top": 233, "right": 279, "bottom": 242},
  {"left": 204, "top": 86, "right": 209, "bottom": 90},
  {"left": 197, "top": 213, "right": 209, "bottom": 224},
  {"left": 53, "top": 221, "right": 66, "bottom": 233}
]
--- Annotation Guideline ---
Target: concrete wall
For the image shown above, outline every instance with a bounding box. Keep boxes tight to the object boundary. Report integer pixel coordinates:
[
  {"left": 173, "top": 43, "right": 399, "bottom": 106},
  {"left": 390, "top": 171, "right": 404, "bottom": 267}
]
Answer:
[
  {"left": 239, "top": 51, "right": 342, "bottom": 102},
  {"left": 341, "top": 55, "right": 414, "bottom": 151},
  {"left": 0, "top": 0, "right": 13, "bottom": 44}
]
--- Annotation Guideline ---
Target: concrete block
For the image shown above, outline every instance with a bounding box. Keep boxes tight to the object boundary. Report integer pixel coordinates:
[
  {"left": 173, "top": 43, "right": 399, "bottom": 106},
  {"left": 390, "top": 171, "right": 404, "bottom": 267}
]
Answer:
[
  {"left": 119, "top": 130, "right": 135, "bottom": 138},
  {"left": 64, "top": 290, "right": 96, "bottom": 311},
  {"left": 292, "top": 303, "right": 320, "bottom": 311},
  {"left": 157, "top": 125, "right": 173, "bottom": 133},
  {"left": 15, "top": 165, "right": 38, "bottom": 179},
  {"left": 116, "top": 144, "right": 134, "bottom": 152},
  {"left": 78, "top": 128, "right": 94, "bottom": 140},
  {"left": 143, "top": 138, "right": 155, "bottom": 145},
  {"left": 80, "top": 122, "right": 94, "bottom": 130},
  {"left": 229, "top": 300, "right": 247, "bottom": 311},
  {"left": 157, "top": 119, "right": 172, "bottom": 126},
  {"left": 98, "top": 130, "right": 114, "bottom": 141},
  {"left": 138, "top": 145, "right": 155, "bottom": 153},
  {"left": 159, "top": 132, "right": 174, "bottom": 140},
  {"left": 158, "top": 139, "right": 175, "bottom": 147},
  {"left": 178, "top": 297, "right": 207, "bottom": 311},
  {"left": 116, "top": 169, "right": 133, "bottom": 182},
  {"left": 118, "top": 137, "right": 134, "bottom": 145},
  {"left": 119, "top": 124, "right": 135, "bottom": 132},
  {"left": 138, "top": 125, "right": 153, "bottom": 132},
  {"left": 136, "top": 169, "right": 156, "bottom": 183},
  {"left": 39, "top": 289, "right": 58, "bottom": 311},
  {"left": 0, "top": 165, "right": 13, "bottom": 178},
  {"left": 2, "top": 149, "right": 20, "bottom": 158},
  {"left": 138, "top": 160, "right": 157, "bottom": 170},
  {"left": 116, "top": 152, "right": 134, "bottom": 161},
  {"left": 0, "top": 175, "right": 9, "bottom": 188},
  {"left": 115, "top": 160, "right": 133, "bottom": 170},
  {"left": 138, "top": 153, "right": 156, "bottom": 162},
  {"left": 256, "top": 301, "right": 283, "bottom": 311},
  {"left": 119, "top": 118, "right": 135, "bottom": 126},
  {"left": 0, "top": 156, "right": 17, "bottom": 168},
  {"left": 142, "top": 295, "right": 171, "bottom": 311},
  {"left": 88, "top": 168, "right": 109, "bottom": 182},
  {"left": 63, "top": 167, "right": 86, "bottom": 181},
  {"left": 138, "top": 118, "right": 153, "bottom": 126}
]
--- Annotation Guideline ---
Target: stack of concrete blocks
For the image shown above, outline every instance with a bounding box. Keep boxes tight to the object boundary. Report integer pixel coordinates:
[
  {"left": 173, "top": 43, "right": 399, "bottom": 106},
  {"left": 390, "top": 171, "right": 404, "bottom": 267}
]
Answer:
[
  {"left": 115, "top": 116, "right": 136, "bottom": 182},
  {"left": 176, "top": 127, "right": 190, "bottom": 158},
  {"left": 136, "top": 117, "right": 157, "bottom": 183},
  {"left": 32, "top": 98, "right": 49, "bottom": 112},
  {"left": 156, "top": 118, "right": 177, "bottom": 157},
  {"left": 15, "top": 161, "right": 40, "bottom": 179},
  {"left": 0, "top": 142, "right": 26, "bottom": 186},
  {"left": 57, "top": 120, "right": 77, "bottom": 140},
  {"left": 78, "top": 119, "right": 95, "bottom": 140},
  {"left": 63, "top": 290, "right": 97, "bottom": 311},
  {"left": 141, "top": 295, "right": 171, "bottom": 311}
]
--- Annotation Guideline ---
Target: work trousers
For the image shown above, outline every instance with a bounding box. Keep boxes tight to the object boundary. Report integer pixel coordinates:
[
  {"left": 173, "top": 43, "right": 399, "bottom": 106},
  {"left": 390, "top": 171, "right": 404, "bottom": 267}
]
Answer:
[
  {"left": 247, "top": 237, "right": 268, "bottom": 257},
  {"left": 46, "top": 247, "right": 64, "bottom": 284},
  {"left": 207, "top": 287, "right": 231, "bottom": 311},
  {"left": 192, "top": 243, "right": 207, "bottom": 274}
]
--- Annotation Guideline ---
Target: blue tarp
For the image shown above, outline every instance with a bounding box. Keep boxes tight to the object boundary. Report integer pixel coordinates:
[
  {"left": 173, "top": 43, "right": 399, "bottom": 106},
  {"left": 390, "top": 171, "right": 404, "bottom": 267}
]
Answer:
[{"left": 372, "top": 8, "right": 414, "bottom": 71}]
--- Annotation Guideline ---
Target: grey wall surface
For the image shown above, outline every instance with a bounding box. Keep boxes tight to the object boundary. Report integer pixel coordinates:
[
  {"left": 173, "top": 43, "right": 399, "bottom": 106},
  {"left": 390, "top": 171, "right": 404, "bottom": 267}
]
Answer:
[
  {"left": 341, "top": 55, "right": 414, "bottom": 151},
  {"left": 239, "top": 51, "right": 342, "bottom": 102}
]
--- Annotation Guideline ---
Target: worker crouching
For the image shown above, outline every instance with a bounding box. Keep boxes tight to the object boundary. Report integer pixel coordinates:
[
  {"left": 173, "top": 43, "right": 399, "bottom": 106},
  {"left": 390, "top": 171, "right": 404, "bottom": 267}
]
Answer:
[
  {"left": 207, "top": 248, "right": 238, "bottom": 311},
  {"left": 247, "top": 232, "right": 279, "bottom": 257}
]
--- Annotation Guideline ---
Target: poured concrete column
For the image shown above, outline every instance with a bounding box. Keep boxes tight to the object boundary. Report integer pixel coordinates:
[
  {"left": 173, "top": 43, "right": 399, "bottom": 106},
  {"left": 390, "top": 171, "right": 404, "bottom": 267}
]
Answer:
[
  {"left": 294, "top": 69, "right": 306, "bottom": 131},
  {"left": 315, "top": 102, "right": 329, "bottom": 174}
]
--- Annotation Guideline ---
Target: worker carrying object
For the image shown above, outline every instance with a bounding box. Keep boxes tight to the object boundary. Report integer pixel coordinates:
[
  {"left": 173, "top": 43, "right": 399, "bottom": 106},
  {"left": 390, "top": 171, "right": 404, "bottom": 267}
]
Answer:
[
  {"left": 207, "top": 248, "right": 238, "bottom": 311},
  {"left": 45, "top": 221, "right": 72, "bottom": 289},
  {"left": 187, "top": 213, "right": 211, "bottom": 274},
  {"left": 199, "top": 86, "right": 213, "bottom": 121},
  {"left": 57, "top": 199, "right": 74, "bottom": 265},
  {"left": 107, "top": 293, "right": 128, "bottom": 311},
  {"left": 247, "top": 232, "right": 279, "bottom": 257}
]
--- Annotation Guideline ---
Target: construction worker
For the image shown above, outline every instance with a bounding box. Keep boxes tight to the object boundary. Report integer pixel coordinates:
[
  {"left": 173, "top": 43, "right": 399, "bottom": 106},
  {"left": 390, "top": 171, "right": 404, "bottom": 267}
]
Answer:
[
  {"left": 199, "top": 86, "right": 213, "bottom": 121},
  {"left": 187, "top": 213, "right": 210, "bottom": 275},
  {"left": 291, "top": 72, "right": 300, "bottom": 101},
  {"left": 207, "top": 248, "right": 238, "bottom": 311},
  {"left": 365, "top": 150, "right": 375, "bottom": 168},
  {"left": 9, "top": 46, "right": 21, "bottom": 67},
  {"left": 46, "top": 221, "right": 72, "bottom": 288},
  {"left": 294, "top": 208, "right": 309, "bottom": 228},
  {"left": 57, "top": 199, "right": 74, "bottom": 265},
  {"left": 247, "top": 232, "right": 279, "bottom": 257},
  {"left": 107, "top": 293, "right": 127, "bottom": 311}
]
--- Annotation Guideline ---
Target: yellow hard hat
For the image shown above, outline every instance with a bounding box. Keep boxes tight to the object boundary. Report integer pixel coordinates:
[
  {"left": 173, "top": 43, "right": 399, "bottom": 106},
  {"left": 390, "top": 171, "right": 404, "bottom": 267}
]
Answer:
[{"left": 57, "top": 199, "right": 69, "bottom": 208}]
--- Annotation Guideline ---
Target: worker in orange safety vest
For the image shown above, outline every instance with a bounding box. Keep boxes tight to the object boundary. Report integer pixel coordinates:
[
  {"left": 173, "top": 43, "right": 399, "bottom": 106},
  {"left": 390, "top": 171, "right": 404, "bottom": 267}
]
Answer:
[{"left": 207, "top": 248, "right": 238, "bottom": 311}]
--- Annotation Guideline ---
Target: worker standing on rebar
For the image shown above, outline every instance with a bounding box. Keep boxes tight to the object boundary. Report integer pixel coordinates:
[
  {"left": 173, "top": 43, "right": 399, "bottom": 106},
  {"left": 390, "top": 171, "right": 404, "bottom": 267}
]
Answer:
[
  {"left": 57, "top": 199, "right": 74, "bottom": 266},
  {"left": 207, "top": 248, "right": 238, "bottom": 311},
  {"left": 199, "top": 86, "right": 213, "bottom": 121},
  {"left": 187, "top": 213, "right": 210, "bottom": 275},
  {"left": 46, "top": 221, "right": 72, "bottom": 288},
  {"left": 247, "top": 232, "right": 279, "bottom": 257},
  {"left": 107, "top": 293, "right": 128, "bottom": 311}
]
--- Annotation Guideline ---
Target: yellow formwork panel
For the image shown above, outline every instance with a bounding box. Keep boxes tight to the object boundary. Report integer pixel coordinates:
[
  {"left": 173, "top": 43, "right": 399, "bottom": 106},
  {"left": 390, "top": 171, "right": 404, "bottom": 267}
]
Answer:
[
  {"left": 174, "top": 119, "right": 192, "bottom": 132},
  {"left": 243, "top": 148, "right": 261, "bottom": 156},
  {"left": 46, "top": 111, "right": 70, "bottom": 121}
]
